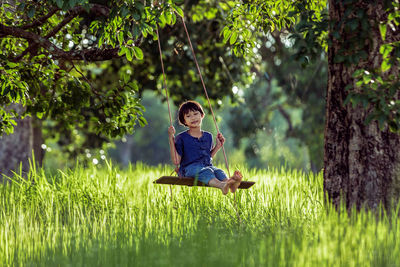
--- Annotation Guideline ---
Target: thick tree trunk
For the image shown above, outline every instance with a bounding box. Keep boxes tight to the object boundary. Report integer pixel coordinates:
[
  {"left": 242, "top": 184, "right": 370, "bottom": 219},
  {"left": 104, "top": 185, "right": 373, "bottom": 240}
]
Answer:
[
  {"left": 0, "top": 104, "right": 33, "bottom": 181},
  {"left": 324, "top": 1, "right": 400, "bottom": 209}
]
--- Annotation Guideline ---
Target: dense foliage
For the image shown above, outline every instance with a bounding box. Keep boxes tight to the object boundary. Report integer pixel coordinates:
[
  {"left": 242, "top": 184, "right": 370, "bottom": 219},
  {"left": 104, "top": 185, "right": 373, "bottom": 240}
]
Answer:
[
  {"left": 224, "top": 0, "right": 400, "bottom": 132},
  {"left": 0, "top": 0, "right": 251, "bottom": 158}
]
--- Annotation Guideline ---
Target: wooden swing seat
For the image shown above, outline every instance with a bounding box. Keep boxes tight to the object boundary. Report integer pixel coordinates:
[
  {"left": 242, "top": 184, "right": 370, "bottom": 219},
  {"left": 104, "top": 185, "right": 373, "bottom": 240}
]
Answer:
[{"left": 154, "top": 176, "right": 255, "bottom": 189}]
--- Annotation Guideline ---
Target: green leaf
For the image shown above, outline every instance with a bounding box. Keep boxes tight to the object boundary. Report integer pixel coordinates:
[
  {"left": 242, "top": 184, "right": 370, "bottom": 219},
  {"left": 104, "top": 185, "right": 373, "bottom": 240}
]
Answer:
[
  {"left": 269, "top": 21, "right": 275, "bottom": 33},
  {"left": 362, "top": 74, "right": 372, "bottom": 84},
  {"left": 69, "top": 0, "right": 77, "bottom": 8},
  {"left": 118, "top": 47, "right": 126, "bottom": 56},
  {"left": 344, "top": 84, "right": 353, "bottom": 91},
  {"left": 135, "top": 2, "right": 144, "bottom": 12},
  {"left": 230, "top": 31, "right": 238, "bottom": 45},
  {"left": 376, "top": 76, "right": 384, "bottom": 84},
  {"left": 352, "top": 69, "right": 364, "bottom": 78},
  {"left": 378, "top": 114, "right": 387, "bottom": 129},
  {"left": 233, "top": 46, "right": 239, "bottom": 56},
  {"left": 128, "top": 81, "right": 139, "bottom": 91},
  {"left": 220, "top": 26, "right": 228, "bottom": 37},
  {"left": 56, "top": 0, "right": 63, "bottom": 8},
  {"left": 126, "top": 48, "right": 133, "bottom": 61},
  {"left": 141, "top": 27, "right": 148, "bottom": 38},
  {"left": 133, "top": 10, "right": 141, "bottom": 20},
  {"left": 98, "top": 35, "right": 104, "bottom": 48},
  {"left": 222, "top": 28, "right": 232, "bottom": 44},
  {"left": 379, "top": 23, "right": 387, "bottom": 41},
  {"left": 333, "top": 54, "right": 345, "bottom": 63},
  {"left": 174, "top": 6, "right": 184, "bottom": 18},
  {"left": 343, "top": 94, "right": 352, "bottom": 105},
  {"left": 379, "top": 44, "right": 393, "bottom": 59},
  {"left": 128, "top": 81, "right": 139, "bottom": 92},
  {"left": 133, "top": 47, "right": 143, "bottom": 60},
  {"left": 165, "top": 11, "right": 172, "bottom": 25},
  {"left": 123, "top": 73, "right": 130, "bottom": 83},
  {"left": 36, "top": 112, "right": 44, "bottom": 119},
  {"left": 381, "top": 58, "right": 391, "bottom": 72},
  {"left": 17, "top": 2, "right": 26, "bottom": 11},
  {"left": 6, "top": 62, "right": 18, "bottom": 68},
  {"left": 118, "top": 31, "right": 124, "bottom": 45},
  {"left": 132, "top": 25, "right": 141, "bottom": 38},
  {"left": 27, "top": 7, "right": 36, "bottom": 18},
  {"left": 171, "top": 12, "right": 177, "bottom": 25},
  {"left": 121, "top": 6, "right": 129, "bottom": 17},
  {"left": 138, "top": 116, "right": 147, "bottom": 127},
  {"left": 364, "top": 113, "right": 375, "bottom": 125}
]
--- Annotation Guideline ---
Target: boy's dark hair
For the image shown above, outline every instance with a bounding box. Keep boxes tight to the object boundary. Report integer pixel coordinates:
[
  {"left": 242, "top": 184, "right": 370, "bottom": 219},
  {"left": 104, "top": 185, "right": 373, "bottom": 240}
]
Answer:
[{"left": 178, "top": 100, "right": 204, "bottom": 126}]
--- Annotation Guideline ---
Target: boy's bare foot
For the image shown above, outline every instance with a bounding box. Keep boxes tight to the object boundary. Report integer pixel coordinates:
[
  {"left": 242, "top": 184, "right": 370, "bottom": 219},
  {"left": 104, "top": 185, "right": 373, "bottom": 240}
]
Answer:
[
  {"left": 229, "top": 170, "right": 243, "bottom": 193},
  {"left": 221, "top": 179, "right": 235, "bottom": 195}
]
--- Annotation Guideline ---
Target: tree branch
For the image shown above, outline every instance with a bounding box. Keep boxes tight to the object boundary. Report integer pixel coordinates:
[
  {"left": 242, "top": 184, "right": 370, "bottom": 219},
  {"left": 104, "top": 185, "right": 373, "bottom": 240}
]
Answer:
[
  {"left": 19, "top": 6, "right": 60, "bottom": 29},
  {"left": 45, "top": 7, "right": 82, "bottom": 39},
  {"left": 11, "top": 4, "right": 111, "bottom": 61},
  {"left": 1, "top": 23, "right": 124, "bottom": 61},
  {"left": 0, "top": 3, "right": 134, "bottom": 62},
  {"left": 71, "top": 62, "right": 101, "bottom": 96},
  {"left": 278, "top": 105, "right": 293, "bottom": 133}
]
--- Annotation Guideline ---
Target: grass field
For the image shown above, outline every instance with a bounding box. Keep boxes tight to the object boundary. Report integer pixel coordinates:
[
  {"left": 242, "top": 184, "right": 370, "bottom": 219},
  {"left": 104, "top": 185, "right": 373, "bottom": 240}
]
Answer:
[{"left": 1, "top": 162, "right": 399, "bottom": 266}]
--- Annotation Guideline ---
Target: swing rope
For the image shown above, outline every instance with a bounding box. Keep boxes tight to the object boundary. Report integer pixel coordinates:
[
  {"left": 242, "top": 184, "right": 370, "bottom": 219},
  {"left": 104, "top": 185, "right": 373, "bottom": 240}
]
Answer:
[
  {"left": 156, "top": 24, "right": 179, "bottom": 205},
  {"left": 155, "top": 7, "right": 231, "bottom": 178},
  {"left": 156, "top": 25, "right": 180, "bottom": 178}
]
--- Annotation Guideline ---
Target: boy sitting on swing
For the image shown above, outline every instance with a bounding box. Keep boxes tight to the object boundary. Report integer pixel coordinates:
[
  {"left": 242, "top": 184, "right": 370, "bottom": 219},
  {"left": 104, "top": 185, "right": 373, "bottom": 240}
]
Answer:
[{"left": 168, "top": 100, "right": 243, "bottom": 195}]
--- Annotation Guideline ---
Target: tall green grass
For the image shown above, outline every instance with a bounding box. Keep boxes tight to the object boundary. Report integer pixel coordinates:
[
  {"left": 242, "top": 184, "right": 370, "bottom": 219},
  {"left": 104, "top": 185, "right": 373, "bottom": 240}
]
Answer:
[{"left": 1, "top": 161, "right": 399, "bottom": 266}]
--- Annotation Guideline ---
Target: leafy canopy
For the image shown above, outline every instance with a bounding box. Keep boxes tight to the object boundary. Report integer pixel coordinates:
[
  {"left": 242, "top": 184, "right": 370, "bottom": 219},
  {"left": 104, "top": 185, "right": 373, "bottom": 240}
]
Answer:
[
  {"left": 0, "top": 0, "right": 186, "bottom": 136},
  {"left": 222, "top": 0, "right": 400, "bottom": 132}
]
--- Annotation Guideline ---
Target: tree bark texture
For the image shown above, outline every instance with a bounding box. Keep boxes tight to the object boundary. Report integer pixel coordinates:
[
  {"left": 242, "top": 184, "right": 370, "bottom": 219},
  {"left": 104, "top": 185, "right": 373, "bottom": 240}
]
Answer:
[
  {"left": 324, "top": 1, "right": 400, "bottom": 209},
  {"left": 0, "top": 104, "right": 33, "bottom": 181}
]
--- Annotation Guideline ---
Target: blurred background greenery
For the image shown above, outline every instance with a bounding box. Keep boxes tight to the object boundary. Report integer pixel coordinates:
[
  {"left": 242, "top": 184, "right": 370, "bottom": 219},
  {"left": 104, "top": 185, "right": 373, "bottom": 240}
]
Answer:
[
  {"left": 43, "top": 30, "right": 327, "bottom": 173},
  {"left": 22, "top": 1, "right": 327, "bottom": 173}
]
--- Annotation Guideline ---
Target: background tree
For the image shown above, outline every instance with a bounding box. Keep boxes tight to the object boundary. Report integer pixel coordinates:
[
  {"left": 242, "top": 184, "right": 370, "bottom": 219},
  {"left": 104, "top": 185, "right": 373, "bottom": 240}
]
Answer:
[
  {"left": 227, "top": 30, "right": 327, "bottom": 172},
  {"left": 323, "top": 0, "right": 400, "bottom": 210},
  {"left": 225, "top": 0, "right": 400, "bottom": 209}
]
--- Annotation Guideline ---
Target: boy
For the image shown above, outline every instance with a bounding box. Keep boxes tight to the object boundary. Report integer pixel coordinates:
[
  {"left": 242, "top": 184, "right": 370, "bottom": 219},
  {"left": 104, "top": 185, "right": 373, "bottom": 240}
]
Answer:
[{"left": 168, "top": 100, "right": 242, "bottom": 195}]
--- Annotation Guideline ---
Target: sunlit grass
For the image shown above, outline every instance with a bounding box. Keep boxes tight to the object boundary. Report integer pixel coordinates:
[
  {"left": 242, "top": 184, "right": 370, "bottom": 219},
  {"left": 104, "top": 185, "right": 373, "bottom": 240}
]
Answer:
[{"left": 1, "top": 161, "right": 399, "bottom": 266}]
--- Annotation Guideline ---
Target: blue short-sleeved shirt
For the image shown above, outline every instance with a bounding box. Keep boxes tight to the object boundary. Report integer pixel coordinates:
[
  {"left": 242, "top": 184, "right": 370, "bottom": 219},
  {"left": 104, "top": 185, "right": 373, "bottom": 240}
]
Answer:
[{"left": 175, "top": 130, "right": 213, "bottom": 172}]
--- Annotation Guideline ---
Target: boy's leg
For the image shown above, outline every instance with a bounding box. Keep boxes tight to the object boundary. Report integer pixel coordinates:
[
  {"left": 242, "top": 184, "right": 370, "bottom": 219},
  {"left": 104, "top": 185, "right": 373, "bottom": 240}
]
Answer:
[
  {"left": 211, "top": 167, "right": 243, "bottom": 193},
  {"left": 213, "top": 167, "right": 228, "bottom": 182},
  {"left": 208, "top": 178, "right": 234, "bottom": 195},
  {"left": 186, "top": 165, "right": 234, "bottom": 195}
]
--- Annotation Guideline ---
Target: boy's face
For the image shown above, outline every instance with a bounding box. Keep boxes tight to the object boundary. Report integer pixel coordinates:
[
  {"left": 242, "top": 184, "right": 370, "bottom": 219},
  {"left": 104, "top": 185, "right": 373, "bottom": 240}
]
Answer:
[{"left": 183, "top": 109, "right": 204, "bottom": 128}]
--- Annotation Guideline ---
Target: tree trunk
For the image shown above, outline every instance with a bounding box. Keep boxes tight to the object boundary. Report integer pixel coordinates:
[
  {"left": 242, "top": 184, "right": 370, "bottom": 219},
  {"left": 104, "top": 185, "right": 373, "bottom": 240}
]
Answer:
[
  {"left": 324, "top": 1, "right": 400, "bottom": 209},
  {"left": 0, "top": 104, "right": 33, "bottom": 181}
]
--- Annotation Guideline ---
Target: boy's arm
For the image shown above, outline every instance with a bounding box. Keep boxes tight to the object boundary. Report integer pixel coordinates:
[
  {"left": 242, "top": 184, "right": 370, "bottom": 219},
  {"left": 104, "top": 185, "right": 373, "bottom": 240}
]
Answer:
[
  {"left": 168, "top": 126, "right": 181, "bottom": 165},
  {"left": 211, "top": 133, "right": 225, "bottom": 158}
]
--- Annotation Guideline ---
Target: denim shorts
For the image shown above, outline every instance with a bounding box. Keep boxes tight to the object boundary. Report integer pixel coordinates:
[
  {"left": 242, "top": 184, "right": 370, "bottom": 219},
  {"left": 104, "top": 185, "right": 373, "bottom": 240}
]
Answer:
[{"left": 182, "top": 164, "right": 227, "bottom": 185}]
